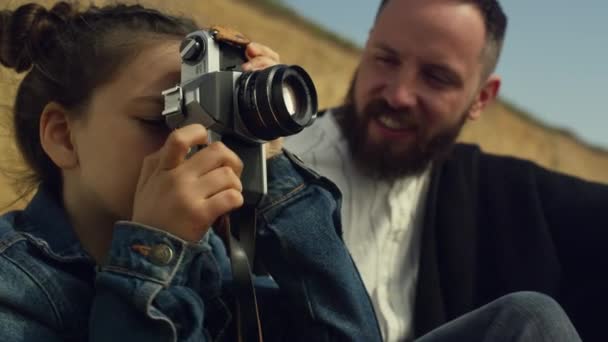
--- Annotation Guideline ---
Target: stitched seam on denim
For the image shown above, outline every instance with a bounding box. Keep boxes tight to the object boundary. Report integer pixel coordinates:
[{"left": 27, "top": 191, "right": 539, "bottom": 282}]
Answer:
[
  {"left": 260, "top": 183, "right": 306, "bottom": 213},
  {"left": 146, "top": 285, "right": 178, "bottom": 342},
  {"left": 166, "top": 243, "right": 187, "bottom": 286},
  {"left": 101, "top": 265, "right": 173, "bottom": 286},
  {"left": 0, "top": 233, "right": 26, "bottom": 254},
  {"left": 212, "top": 298, "right": 232, "bottom": 342},
  {"left": 102, "top": 244, "right": 186, "bottom": 287},
  {"left": 1, "top": 253, "right": 63, "bottom": 328},
  {"left": 19, "top": 232, "right": 90, "bottom": 263},
  {"left": 117, "top": 221, "right": 188, "bottom": 243},
  {"left": 283, "top": 149, "right": 323, "bottom": 179}
]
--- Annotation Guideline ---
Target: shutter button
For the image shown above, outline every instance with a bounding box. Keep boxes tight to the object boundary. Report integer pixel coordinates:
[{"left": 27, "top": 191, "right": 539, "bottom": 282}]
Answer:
[{"left": 149, "top": 244, "right": 174, "bottom": 266}]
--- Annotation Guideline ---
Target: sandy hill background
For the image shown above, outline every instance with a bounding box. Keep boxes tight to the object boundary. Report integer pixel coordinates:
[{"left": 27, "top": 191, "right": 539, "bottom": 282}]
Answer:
[{"left": 2, "top": 0, "right": 607, "bottom": 210}]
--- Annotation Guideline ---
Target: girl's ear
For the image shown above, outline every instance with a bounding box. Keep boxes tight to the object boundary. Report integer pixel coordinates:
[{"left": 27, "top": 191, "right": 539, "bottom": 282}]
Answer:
[{"left": 39, "top": 102, "right": 79, "bottom": 169}]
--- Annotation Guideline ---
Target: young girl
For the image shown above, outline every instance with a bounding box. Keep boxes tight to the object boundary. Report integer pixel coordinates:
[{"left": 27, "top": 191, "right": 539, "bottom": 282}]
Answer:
[{"left": 0, "top": 2, "right": 381, "bottom": 341}]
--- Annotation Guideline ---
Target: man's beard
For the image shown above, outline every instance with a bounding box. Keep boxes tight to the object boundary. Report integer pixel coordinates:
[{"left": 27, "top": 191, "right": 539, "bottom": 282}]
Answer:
[{"left": 334, "top": 83, "right": 468, "bottom": 181}]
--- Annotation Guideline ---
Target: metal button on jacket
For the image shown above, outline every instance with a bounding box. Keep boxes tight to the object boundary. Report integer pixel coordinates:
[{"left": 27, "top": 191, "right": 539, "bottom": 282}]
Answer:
[{"left": 149, "top": 244, "right": 174, "bottom": 266}]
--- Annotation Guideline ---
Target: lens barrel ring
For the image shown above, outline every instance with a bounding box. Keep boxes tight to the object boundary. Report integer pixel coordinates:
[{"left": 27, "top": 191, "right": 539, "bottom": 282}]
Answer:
[{"left": 236, "top": 64, "right": 318, "bottom": 141}]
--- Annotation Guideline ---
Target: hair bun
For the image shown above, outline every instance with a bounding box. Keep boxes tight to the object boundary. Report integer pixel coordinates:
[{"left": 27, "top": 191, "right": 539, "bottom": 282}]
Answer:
[{"left": 1, "top": 1, "right": 76, "bottom": 73}]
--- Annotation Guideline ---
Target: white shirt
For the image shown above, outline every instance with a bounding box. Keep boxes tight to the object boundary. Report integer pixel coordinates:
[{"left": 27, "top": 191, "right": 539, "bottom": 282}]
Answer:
[{"left": 285, "top": 112, "right": 431, "bottom": 342}]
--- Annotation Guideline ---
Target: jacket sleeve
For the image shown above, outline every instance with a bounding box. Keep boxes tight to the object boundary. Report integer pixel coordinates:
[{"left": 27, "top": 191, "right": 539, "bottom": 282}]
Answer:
[
  {"left": 254, "top": 150, "right": 382, "bottom": 341},
  {"left": 533, "top": 164, "right": 608, "bottom": 340},
  {"left": 476, "top": 147, "right": 608, "bottom": 341},
  {"left": 90, "top": 223, "right": 227, "bottom": 342}
]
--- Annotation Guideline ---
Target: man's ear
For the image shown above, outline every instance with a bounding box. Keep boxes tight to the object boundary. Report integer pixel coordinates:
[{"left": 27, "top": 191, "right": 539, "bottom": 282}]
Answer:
[
  {"left": 39, "top": 102, "right": 79, "bottom": 170},
  {"left": 467, "top": 74, "right": 501, "bottom": 121}
]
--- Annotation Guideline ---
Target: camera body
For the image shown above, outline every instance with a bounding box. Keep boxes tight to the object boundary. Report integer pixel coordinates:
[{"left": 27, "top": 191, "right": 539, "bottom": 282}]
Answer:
[{"left": 162, "top": 28, "right": 317, "bottom": 204}]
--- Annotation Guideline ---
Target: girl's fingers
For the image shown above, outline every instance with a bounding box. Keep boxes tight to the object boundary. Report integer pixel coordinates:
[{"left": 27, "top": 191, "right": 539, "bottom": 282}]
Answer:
[
  {"left": 159, "top": 124, "right": 209, "bottom": 170},
  {"left": 245, "top": 42, "right": 280, "bottom": 62},
  {"left": 185, "top": 141, "right": 244, "bottom": 178},
  {"left": 193, "top": 165, "right": 243, "bottom": 199}
]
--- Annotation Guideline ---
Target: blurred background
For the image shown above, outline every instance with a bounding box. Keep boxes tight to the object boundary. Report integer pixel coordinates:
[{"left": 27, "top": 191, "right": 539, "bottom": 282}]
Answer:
[{"left": 2, "top": 0, "right": 607, "bottom": 210}]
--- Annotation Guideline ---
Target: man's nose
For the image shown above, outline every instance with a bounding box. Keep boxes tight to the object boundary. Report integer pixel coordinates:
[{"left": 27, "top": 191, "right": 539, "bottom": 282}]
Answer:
[{"left": 382, "top": 67, "right": 418, "bottom": 110}]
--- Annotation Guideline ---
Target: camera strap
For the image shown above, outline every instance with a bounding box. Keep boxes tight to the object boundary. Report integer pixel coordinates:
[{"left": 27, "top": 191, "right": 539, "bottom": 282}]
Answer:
[
  {"left": 216, "top": 208, "right": 263, "bottom": 342},
  {"left": 202, "top": 25, "right": 263, "bottom": 341},
  {"left": 210, "top": 25, "right": 251, "bottom": 47}
]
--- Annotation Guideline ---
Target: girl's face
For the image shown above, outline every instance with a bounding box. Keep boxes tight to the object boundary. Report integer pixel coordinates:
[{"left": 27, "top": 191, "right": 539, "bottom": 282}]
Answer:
[{"left": 66, "top": 40, "right": 182, "bottom": 225}]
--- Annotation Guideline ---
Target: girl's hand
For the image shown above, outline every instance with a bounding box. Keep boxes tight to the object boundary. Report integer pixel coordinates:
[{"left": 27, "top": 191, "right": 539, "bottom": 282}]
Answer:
[
  {"left": 242, "top": 42, "right": 280, "bottom": 71},
  {"left": 132, "top": 124, "right": 244, "bottom": 242}
]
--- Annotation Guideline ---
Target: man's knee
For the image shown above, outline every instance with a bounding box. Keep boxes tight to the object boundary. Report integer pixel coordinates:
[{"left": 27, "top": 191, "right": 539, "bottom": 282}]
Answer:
[
  {"left": 495, "top": 291, "right": 565, "bottom": 320},
  {"left": 491, "top": 291, "right": 580, "bottom": 341}
]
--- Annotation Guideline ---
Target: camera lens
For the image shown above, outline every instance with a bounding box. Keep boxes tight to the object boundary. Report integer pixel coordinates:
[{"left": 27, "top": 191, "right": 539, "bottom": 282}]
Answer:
[
  {"left": 237, "top": 65, "right": 318, "bottom": 141},
  {"left": 282, "top": 81, "right": 299, "bottom": 116}
]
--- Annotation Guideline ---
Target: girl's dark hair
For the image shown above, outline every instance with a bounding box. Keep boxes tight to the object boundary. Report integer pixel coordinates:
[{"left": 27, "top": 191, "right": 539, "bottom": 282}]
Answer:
[{"left": 0, "top": 1, "right": 198, "bottom": 199}]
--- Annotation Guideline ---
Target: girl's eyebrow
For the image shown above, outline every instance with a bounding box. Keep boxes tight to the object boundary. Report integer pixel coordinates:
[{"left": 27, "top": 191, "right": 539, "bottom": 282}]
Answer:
[{"left": 132, "top": 95, "right": 164, "bottom": 105}]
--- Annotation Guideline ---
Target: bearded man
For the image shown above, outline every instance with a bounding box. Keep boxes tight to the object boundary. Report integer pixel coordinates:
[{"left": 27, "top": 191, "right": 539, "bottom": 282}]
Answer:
[{"left": 285, "top": 0, "right": 608, "bottom": 341}]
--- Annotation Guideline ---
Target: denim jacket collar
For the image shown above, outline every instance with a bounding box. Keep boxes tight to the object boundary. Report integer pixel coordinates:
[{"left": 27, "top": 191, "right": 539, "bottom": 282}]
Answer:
[{"left": 20, "top": 184, "right": 93, "bottom": 263}]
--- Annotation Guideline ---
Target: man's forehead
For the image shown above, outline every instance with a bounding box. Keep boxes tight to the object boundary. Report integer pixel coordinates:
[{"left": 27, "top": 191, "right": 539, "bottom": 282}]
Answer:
[
  {"left": 372, "top": 0, "right": 486, "bottom": 57},
  {"left": 376, "top": 0, "right": 476, "bottom": 15},
  {"left": 370, "top": 0, "right": 487, "bottom": 78}
]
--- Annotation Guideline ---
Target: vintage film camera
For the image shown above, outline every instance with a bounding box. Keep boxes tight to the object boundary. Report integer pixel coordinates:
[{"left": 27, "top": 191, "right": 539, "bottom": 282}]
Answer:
[
  {"left": 161, "top": 28, "right": 318, "bottom": 339},
  {"left": 162, "top": 27, "right": 318, "bottom": 205}
]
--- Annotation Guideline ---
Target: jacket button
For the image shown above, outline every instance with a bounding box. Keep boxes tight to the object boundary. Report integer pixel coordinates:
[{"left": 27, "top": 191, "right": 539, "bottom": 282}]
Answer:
[{"left": 149, "top": 244, "right": 174, "bottom": 266}]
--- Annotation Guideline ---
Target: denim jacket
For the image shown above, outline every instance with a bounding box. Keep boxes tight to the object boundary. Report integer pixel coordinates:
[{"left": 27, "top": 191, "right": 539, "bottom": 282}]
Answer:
[{"left": 0, "top": 151, "right": 381, "bottom": 341}]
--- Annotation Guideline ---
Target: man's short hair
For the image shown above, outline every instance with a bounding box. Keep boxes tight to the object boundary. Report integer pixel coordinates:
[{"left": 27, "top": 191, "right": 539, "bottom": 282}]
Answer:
[{"left": 375, "top": 0, "right": 508, "bottom": 78}]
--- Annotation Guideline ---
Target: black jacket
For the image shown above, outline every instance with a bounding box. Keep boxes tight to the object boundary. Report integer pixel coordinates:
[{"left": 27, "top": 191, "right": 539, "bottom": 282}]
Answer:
[{"left": 415, "top": 143, "right": 608, "bottom": 341}]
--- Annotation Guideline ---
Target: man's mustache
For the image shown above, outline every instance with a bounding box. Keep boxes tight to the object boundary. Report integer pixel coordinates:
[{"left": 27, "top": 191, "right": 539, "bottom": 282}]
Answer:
[{"left": 363, "top": 99, "right": 420, "bottom": 130}]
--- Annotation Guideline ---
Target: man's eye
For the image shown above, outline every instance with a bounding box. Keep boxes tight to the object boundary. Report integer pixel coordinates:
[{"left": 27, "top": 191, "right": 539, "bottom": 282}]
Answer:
[
  {"left": 374, "top": 55, "right": 398, "bottom": 66},
  {"left": 422, "top": 65, "right": 462, "bottom": 89},
  {"left": 424, "top": 70, "right": 456, "bottom": 88},
  {"left": 426, "top": 72, "right": 449, "bottom": 84}
]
